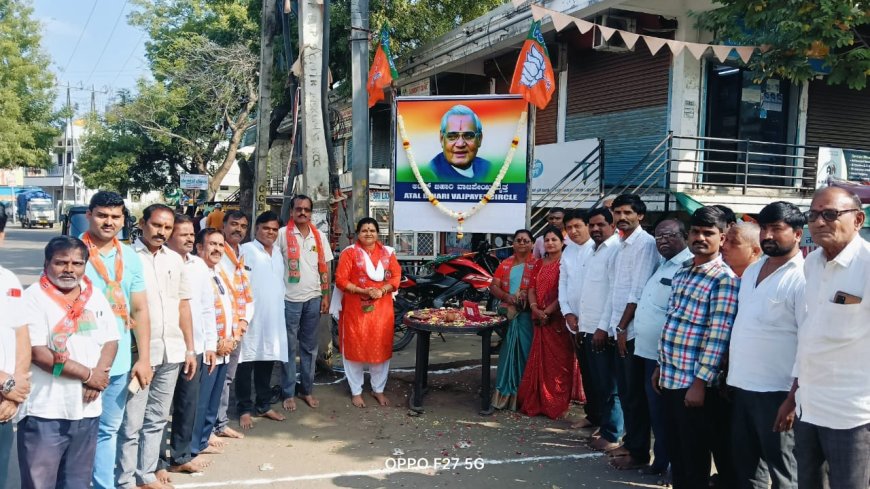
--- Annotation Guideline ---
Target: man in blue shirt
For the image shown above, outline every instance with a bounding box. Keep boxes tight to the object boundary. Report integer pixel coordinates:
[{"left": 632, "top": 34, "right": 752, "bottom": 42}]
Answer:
[
  {"left": 428, "top": 105, "right": 492, "bottom": 182},
  {"left": 83, "top": 191, "right": 152, "bottom": 489}
]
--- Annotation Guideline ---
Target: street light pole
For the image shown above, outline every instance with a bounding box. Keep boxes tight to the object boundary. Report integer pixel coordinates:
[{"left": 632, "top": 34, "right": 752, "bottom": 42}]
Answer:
[{"left": 253, "top": 0, "right": 275, "bottom": 228}]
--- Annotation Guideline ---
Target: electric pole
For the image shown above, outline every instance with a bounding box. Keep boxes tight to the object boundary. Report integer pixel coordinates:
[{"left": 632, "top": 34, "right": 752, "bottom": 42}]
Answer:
[
  {"left": 350, "top": 0, "right": 370, "bottom": 226},
  {"left": 254, "top": 0, "right": 275, "bottom": 225}
]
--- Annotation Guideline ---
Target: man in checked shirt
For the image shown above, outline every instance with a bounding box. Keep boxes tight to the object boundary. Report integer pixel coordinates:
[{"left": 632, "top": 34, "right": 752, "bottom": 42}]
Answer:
[{"left": 652, "top": 206, "right": 739, "bottom": 489}]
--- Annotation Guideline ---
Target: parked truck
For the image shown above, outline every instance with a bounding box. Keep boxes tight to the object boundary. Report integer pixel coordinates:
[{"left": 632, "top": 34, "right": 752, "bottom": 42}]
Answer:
[{"left": 17, "top": 190, "right": 56, "bottom": 228}]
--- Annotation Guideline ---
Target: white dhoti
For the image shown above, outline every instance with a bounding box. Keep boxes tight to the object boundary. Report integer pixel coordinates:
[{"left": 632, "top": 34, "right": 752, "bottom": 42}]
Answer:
[{"left": 342, "top": 358, "right": 390, "bottom": 396}]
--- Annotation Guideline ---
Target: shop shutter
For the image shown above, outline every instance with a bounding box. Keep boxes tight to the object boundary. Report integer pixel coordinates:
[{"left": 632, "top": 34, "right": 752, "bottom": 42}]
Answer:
[{"left": 806, "top": 81, "right": 870, "bottom": 151}]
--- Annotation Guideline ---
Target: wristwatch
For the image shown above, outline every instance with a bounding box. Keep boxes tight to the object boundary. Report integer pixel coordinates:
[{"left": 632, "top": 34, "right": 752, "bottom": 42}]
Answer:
[
  {"left": 185, "top": 350, "right": 196, "bottom": 358},
  {"left": 1, "top": 377, "right": 14, "bottom": 396}
]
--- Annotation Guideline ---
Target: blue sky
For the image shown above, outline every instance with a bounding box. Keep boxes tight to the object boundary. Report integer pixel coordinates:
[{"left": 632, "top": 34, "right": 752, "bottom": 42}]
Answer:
[{"left": 32, "top": 0, "right": 151, "bottom": 115}]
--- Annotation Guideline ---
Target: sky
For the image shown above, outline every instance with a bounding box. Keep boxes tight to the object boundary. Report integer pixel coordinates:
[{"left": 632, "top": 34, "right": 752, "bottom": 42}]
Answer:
[{"left": 31, "top": 0, "right": 151, "bottom": 116}]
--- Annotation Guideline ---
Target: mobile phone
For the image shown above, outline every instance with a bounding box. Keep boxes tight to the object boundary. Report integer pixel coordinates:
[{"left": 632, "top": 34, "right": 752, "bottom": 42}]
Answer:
[{"left": 128, "top": 376, "right": 141, "bottom": 395}]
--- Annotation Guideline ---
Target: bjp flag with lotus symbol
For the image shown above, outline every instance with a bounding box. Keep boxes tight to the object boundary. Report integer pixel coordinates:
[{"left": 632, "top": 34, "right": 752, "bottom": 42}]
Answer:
[
  {"left": 367, "top": 25, "right": 399, "bottom": 108},
  {"left": 510, "top": 21, "right": 555, "bottom": 110}
]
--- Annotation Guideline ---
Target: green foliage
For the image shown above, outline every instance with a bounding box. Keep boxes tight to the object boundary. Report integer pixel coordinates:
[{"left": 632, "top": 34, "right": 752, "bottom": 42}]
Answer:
[
  {"left": 0, "top": 0, "right": 62, "bottom": 169},
  {"left": 696, "top": 1, "right": 870, "bottom": 89}
]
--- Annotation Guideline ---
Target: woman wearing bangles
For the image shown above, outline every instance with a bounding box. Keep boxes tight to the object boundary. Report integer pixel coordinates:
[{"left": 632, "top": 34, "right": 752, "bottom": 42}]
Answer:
[
  {"left": 490, "top": 229, "right": 539, "bottom": 410},
  {"left": 517, "top": 226, "right": 583, "bottom": 419},
  {"left": 334, "top": 218, "right": 401, "bottom": 408}
]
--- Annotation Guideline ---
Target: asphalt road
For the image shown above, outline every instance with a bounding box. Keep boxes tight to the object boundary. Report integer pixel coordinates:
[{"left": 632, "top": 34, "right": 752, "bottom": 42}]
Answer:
[{"left": 0, "top": 227, "right": 666, "bottom": 488}]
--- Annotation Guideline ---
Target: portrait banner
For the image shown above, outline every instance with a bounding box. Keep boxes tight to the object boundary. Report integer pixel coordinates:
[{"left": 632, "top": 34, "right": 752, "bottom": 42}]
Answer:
[{"left": 393, "top": 95, "right": 529, "bottom": 235}]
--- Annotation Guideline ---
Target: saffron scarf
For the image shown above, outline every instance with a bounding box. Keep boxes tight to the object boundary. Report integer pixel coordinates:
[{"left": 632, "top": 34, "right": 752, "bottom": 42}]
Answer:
[
  {"left": 496, "top": 255, "right": 538, "bottom": 294},
  {"left": 285, "top": 222, "right": 329, "bottom": 297},
  {"left": 82, "top": 232, "right": 129, "bottom": 327},
  {"left": 223, "top": 243, "right": 253, "bottom": 320},
  {"left": 211, "top": 270, "right": 238, "bottom": 340},
  {"left": 40, "top": 274, "right": 94, "bottom": 376}
]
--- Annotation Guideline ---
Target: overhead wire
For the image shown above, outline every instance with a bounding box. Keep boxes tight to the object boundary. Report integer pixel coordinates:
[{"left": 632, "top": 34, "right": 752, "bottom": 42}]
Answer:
[
  {"left": 83, "top": 0, "right": 130, "bottom": 86},
  {"left": 110, "top": 30, "right": 147, "bottom": 88},
  {"left": 62, "top": 0, "right": 99, "bottom": 74}
]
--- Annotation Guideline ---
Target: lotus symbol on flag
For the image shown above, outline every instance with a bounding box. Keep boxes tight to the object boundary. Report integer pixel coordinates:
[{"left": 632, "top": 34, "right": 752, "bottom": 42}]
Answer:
[{"left": 520, "top": 44, "right": 547, "bottom": 88}]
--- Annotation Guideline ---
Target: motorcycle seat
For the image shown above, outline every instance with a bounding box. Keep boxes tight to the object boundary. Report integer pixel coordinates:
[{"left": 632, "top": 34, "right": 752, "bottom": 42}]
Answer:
[{"left": 405, "top": 274, "right": 436, "bottom": 285}]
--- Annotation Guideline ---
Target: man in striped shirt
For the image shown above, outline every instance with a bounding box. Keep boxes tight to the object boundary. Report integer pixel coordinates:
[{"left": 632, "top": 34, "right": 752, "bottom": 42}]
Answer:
[{"left": 653, "top": 206, "right": 738, "bottom": 489}]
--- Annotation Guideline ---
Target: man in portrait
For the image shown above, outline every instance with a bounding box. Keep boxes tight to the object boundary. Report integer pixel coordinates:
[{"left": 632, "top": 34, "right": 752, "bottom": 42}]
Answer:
[{"left": 429, "top": 105, "right": 492, "bottom": 181}]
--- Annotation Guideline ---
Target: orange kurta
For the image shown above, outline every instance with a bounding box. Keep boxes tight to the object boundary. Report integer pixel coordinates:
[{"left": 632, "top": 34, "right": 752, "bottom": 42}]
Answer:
[{"left": 335, "top": 243, "right": 402, "bottom": 363}]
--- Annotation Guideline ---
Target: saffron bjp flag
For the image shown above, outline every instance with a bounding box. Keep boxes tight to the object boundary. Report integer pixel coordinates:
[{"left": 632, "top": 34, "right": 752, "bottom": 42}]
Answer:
[
  {"left": 367, "top": 26, "right": 399, "bottom": 108},
  {"left": 510, "top": 21, "right": 556, "bottom": 110}
]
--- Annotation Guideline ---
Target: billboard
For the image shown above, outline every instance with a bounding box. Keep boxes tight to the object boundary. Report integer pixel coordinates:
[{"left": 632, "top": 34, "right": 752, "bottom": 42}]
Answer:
[{"left": 393, "top": 95, "right": 529, "bottom": 236}]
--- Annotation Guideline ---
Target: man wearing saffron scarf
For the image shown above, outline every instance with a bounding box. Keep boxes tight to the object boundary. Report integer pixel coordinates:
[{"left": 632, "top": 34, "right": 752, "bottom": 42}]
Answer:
[
  {"left": 82, "top": 191, "right": 152, "bottom": 489},
  {"left": 18, "top": 236, "right": 119, "bottom": 488},
  {"left": 278, "top": 195, "right": 333, "bottom": 411},
  {"left": 214, "top": 210, "right": 253, "bottom": 440}
]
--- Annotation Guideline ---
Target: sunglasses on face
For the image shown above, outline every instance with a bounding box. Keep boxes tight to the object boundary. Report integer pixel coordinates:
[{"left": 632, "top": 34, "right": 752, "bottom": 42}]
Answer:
[
  {"left": 804, "top": 208, "right": 860, "bottom": 223},
  {"left": 294, "top": 207, "right": 312, "bottom": 213}
]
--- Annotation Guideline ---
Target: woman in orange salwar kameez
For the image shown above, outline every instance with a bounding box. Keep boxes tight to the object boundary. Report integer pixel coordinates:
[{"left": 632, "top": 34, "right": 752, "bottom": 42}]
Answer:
[
  {"left": 334, "top": 217, "right": 401, "bottom": 408},
  {"left": 518, "top": 226, "right": 584, "bottom": 419}
]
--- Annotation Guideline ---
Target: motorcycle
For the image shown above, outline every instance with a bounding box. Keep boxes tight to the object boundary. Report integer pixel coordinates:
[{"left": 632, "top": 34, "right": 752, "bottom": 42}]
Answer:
[{"left": 391, "top": 241, "right": 500, "bottom": 351}]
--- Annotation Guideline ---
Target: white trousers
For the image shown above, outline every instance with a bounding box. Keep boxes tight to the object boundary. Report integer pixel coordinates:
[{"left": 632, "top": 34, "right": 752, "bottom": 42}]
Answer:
[{"left": 343, "top": 358, "right": 390, "bottom": 396}]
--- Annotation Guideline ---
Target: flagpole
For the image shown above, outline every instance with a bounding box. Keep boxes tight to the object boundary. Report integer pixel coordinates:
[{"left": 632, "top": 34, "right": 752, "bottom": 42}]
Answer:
[{"left": 525, "top": 104, "right": 536, "bottom": 229}]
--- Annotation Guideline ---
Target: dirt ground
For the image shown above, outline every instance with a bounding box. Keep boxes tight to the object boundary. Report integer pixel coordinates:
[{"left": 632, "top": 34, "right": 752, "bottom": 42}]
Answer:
[{"left": 164, "top": 332, "right": 667, "bottom": 489}]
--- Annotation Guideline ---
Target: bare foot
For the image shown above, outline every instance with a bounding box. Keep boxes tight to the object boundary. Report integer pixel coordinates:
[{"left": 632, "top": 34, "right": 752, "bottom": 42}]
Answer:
[
  {"left": 199, "top": 445, "right": 224, "bottom": 455},
  {"left": 239, "top": 413, "right": 253, "bottom": 430},
  {"left": 588, "top": 437, "right": 620, "bottom": 452},
  {"left": 607, "top": 445, "right": 630, "bottom": 458},
  {"left": 155, "top": 469, "right": 172, "bottom": 485},
  {"left": 300, "top": 394, "right": 319, "bottom": 408},
  {"left": 137, "top": 481, "right": 171, "bottom": 489},
  {"left": 167, "top": 460, "right": 207, "bottom": 474},
  {"left": 208, "top": 435, "right": 227, "bottom": 448},
  {"left": 610, "top": 455, "right": 649, "bottom": 471},
  {"left": 351, "top": 395, "right": 366, "bottom": 408},
  {"left": 256, "top": 409, "right": 286, "bottom": 421},
  {"left": 370, "top": 392, "right": 390, "bottom": 406},
  {"left": 283, "top": 398, "right": 297, "bottom": 411},
  {"left": 190, "top": 455, "right": 213, "bottom": 468},
  {"left": 216, "top": 426, "right": 245, "bottom": 439}
]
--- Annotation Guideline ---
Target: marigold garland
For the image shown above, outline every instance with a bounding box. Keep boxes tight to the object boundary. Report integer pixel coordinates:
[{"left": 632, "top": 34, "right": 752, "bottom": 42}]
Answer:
[{"left": 397, "top": 111, "right": 527, "bottom": 238}]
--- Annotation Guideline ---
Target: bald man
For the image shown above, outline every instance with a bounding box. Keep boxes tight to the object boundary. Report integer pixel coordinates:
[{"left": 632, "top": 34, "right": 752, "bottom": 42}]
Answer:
[{"left": 722, "top": 221, "right": 762, "bottom": 277}]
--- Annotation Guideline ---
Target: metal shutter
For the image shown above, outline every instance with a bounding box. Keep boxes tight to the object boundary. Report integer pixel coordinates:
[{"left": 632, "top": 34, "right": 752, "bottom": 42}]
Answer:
[{"left": 806, "top": 81, "right": 870, "bottom": 151}]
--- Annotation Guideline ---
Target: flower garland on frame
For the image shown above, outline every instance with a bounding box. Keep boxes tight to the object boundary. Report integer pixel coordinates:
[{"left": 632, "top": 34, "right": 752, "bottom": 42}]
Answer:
[{"left": 397, "top": 110, "right": 528, "bottom": 238}]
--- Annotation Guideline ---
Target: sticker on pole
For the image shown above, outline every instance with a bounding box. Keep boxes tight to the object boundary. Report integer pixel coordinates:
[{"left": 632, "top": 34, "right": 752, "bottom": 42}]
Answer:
[{"left": 180, "top": 174, "right": 209, "bottom": 190}]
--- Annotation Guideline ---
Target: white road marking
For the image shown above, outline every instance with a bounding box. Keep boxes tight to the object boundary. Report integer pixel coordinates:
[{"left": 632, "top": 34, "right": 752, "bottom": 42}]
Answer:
[{"left": 173, "top": 452, "right": 603, "bottom": 488}]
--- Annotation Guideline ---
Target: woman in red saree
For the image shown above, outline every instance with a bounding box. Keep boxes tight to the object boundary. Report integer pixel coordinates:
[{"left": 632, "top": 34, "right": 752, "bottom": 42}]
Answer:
[
  {"left": 518, "top": 226, "right": 583, "bottom": 419},
  {"left": 334, "top": 218, "right": 401, "bottom": 408}
]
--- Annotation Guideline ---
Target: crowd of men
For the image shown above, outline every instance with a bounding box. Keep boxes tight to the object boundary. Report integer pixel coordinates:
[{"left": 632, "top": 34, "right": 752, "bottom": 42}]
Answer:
[
  {"left": 0, "top": 185, "right": 868, "bottom": 489},
  {"left": 0, "top": 191, "right": 330, "bottom": 489},
  {"left": 556, "top": 188, "right": 869, "bottom": 489}
]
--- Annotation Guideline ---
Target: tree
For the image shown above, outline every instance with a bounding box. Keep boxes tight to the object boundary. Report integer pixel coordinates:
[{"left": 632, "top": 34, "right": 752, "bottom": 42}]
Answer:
[
  {"left": 696, "top": 1, "right": 870, "bottom": 89},
  {"left": 0, "top": 0, "right": 61, "bottom": 169}
]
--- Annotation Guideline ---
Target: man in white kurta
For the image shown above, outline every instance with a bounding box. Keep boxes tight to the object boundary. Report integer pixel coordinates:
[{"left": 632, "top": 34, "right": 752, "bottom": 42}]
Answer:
[{"left": 236, "top": 212, "right": 288, "bottom": 428}]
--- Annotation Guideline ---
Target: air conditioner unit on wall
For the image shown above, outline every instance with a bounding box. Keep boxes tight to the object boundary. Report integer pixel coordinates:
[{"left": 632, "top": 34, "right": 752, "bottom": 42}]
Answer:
[{"left": 593, "top": 14, "right": 637, "bottom": 53}]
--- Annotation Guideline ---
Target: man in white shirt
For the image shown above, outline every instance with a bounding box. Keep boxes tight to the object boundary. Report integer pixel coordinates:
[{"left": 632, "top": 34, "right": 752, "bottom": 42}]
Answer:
[
  {"left": 214, "top": 210, "right": 253, "bottom": 440},
  {"left": 571, "top": 208, "right": 623, "bottom": 452},
  {"left": 788, "top": 186, "right": 870, "bottom": 489},
  {"left": 278, "top": 195, "right": 333, "bottom": 411},
  {"left": 633, "top": 218, "right": 693, "bottom": 477},
  {"left": 602, "top": 194, "right": 660, "bottom": 469},
  {"left": 727, "top": 202, "right": 805, "bottom": 489},
  {"left": 0, "top": 211, "right": 31, "bottom": 489},
  {"left": 558, "top": 210, "right": 596, "bottom": 427},
  {"left": 18, "top": 236, "right": 118, "bottom": 488},
  {"left": 237, "top": 211, "right": 288, "bottom": 429},
  {"left": 118, "top": 204, "right": 195, "bottom": 489},
  {"left": 159, "top": 214, "right": 218, "bottom": 475}
]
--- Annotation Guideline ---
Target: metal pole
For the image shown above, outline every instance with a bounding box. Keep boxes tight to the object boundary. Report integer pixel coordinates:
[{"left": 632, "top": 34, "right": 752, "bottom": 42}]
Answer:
[
  {"left": 350, "top": 0, "right": 370, "bottom": 228},
  {"left": 525, "top": 104, "right": 535, "bottom": 228},
  {"left": 254, "top": 0, "right": 274, "bottom": 228}
]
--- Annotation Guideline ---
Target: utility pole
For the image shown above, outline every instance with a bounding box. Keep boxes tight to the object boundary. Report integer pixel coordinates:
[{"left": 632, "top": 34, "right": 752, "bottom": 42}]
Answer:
[
  {"left": 253, "top": 0, "right": 274, "bottom": 225},
  {"left": 350, "top": 0, "right": 370, "bottom": 226},
  {"left": 298, "top": 0, "right": 330, "bottom": 233}
]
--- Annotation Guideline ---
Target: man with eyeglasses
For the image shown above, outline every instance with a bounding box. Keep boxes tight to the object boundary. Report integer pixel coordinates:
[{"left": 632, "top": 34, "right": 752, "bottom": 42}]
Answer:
[
  {"left": 632, "top": 218, "right": 693, "bottom": 480},
  {"left": 789, "top": 186, "right": 870, "bottom": 489},
  {"left": 278, "top": 195, "right": 333, "bottom": 411},
  {"left": 428, "top": 104, "right": 492, "bottom": 182}
]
